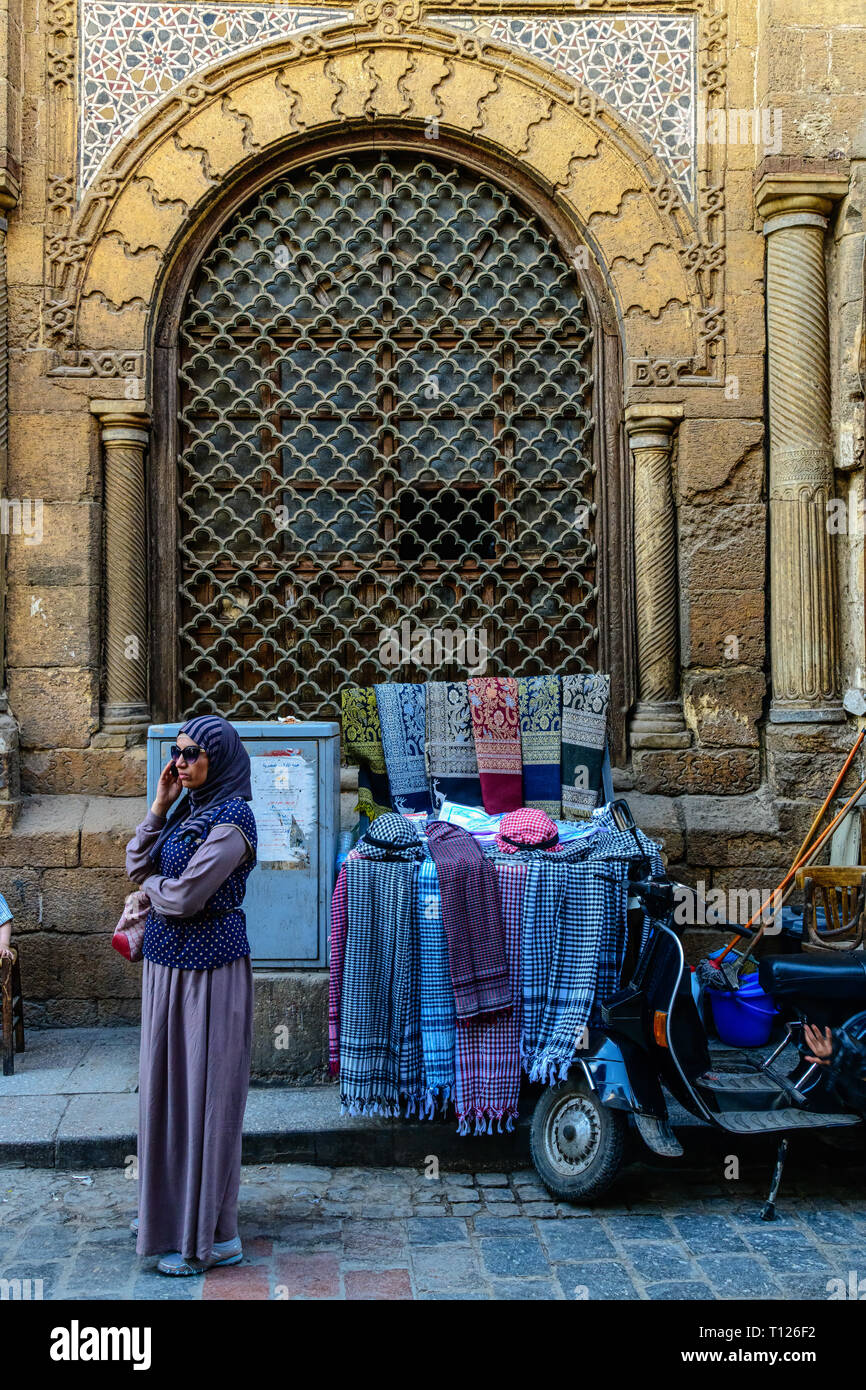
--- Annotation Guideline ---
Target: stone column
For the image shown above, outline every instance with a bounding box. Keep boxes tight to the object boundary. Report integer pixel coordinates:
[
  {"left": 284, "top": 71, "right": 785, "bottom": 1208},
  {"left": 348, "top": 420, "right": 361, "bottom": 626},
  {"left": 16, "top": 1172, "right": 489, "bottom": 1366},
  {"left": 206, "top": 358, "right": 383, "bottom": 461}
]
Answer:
[
  {"left": 625, "top": 404, "right": 690, "bottom": 749},
  {"left": 755, "top": 169, "right": 848, "bottom": 723},
  {"left": 0, "top": 172, "right": 19, "bottom": 715},
  {"left": 90, "top": 402, "right": 151, "bottom": 737}
]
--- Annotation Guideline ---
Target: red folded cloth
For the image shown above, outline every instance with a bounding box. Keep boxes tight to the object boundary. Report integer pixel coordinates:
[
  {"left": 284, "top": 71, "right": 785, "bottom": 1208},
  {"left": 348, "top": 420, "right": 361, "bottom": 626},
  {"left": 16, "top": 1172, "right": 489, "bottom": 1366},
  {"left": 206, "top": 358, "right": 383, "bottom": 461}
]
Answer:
[
  {"left": 495, "top": 807, "right": 561, "bottom": 854},
  {"left": 467, "top": 676, "right": 523, "bottom": 814}
]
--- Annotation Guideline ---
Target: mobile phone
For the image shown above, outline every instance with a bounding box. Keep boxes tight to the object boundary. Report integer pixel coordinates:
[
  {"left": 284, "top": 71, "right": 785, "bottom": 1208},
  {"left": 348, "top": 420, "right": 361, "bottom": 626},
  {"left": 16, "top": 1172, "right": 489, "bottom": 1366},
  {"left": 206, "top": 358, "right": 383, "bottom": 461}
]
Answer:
[{"left": 168, "top": 762, "right": 179, "bottom": 780}]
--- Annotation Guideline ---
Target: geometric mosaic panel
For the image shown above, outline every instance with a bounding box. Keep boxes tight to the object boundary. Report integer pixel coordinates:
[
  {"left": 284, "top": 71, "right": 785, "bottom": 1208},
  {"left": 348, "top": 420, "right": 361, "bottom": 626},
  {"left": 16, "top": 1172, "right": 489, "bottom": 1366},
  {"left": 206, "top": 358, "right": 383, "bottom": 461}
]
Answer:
[
  {"left": 79, "top": 1, "right": 350, "bottom": 191},
  {"left": 177, "top": 152, "right": 597, "bottom": 718},
  {"left": 429, "top": 12, "right": 697, "bottom": 202}
]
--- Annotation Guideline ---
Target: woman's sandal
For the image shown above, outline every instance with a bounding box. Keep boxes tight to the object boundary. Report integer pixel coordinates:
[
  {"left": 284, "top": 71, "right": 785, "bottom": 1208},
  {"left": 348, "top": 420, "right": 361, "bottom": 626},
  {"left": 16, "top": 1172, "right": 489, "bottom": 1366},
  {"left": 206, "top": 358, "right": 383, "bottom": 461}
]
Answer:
[{"left": 157, "top": 1237, "right": 243, "bottom": 1277}]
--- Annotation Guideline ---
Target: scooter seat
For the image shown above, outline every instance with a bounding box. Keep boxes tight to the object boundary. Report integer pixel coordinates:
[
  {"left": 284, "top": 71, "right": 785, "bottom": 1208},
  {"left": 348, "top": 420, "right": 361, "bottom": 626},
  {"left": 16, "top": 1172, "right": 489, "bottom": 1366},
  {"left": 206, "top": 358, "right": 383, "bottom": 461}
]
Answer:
[{"left": 758, "top": 952, "right": 866, "bottom": 1001}]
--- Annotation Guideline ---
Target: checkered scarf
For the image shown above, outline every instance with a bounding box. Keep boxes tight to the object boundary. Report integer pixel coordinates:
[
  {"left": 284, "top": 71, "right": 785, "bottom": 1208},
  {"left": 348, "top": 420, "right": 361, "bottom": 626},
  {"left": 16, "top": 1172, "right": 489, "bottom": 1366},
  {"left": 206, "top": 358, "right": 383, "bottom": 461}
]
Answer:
[
  {"left": 426, "top": 819, "right": 512, "bottom": 1021},
  {"left": 455, "top": 860, "right": 526, "bottom": 1134},
  {"left": 375, "top": 683, "right": 431, "bottom": 813},
  {"left": 495, "top": 807, "right": 561, "bottom": 854},
  {"left": 415, "top": 854, "right": 455, "bottom": 1116},
  {"left": 338, "top": 816, "right": 425, "bottom": 1116},
  {"left": 328, "top": 861, "right": 349, "bottom": 1075},
  {"left": 508, "top": 806, "right": 665, "bottom": 1083}
]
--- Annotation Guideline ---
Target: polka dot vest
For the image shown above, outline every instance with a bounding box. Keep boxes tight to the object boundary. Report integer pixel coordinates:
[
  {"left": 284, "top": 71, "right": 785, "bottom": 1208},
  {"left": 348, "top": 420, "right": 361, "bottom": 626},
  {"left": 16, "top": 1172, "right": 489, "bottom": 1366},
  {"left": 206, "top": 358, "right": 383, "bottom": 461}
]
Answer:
[{"left": 142, "top": 797, "right": 258, "bottom": 971}]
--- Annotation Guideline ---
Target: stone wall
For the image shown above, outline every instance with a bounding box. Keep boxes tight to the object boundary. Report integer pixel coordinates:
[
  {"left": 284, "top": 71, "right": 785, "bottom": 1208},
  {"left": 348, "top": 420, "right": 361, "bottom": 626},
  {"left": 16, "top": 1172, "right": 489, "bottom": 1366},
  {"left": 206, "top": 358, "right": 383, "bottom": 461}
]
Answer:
[{"left": 0, "top": 0, "right": 865, "bottom": 1066}]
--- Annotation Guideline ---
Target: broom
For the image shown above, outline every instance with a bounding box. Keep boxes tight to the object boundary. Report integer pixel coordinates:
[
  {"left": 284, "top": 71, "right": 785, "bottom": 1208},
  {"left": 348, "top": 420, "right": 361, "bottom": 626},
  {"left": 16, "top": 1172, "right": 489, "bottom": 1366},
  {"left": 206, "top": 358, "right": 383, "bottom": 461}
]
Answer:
[{"left": 697, "top": 732, "right": 866, "bottom": 992}]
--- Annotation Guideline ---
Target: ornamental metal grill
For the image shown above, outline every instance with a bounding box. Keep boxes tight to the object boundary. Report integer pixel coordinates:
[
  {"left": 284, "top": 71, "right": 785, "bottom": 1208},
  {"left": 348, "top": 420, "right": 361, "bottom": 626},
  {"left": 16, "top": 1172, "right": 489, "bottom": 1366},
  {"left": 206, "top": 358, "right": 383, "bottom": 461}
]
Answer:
[{"left": 177, "top": 152, "right": 597, "bottom": 718}]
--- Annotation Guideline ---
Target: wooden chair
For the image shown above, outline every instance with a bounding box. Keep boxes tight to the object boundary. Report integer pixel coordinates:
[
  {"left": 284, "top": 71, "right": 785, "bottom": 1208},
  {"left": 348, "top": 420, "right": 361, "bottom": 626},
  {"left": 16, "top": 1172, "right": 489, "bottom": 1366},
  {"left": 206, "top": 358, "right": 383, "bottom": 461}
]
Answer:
[
  {"left": 794, "top": 867, "right": 866, "bottom": 953},
  {"left": 1, "top": 947, "right": 25, "bottom": 1076}
]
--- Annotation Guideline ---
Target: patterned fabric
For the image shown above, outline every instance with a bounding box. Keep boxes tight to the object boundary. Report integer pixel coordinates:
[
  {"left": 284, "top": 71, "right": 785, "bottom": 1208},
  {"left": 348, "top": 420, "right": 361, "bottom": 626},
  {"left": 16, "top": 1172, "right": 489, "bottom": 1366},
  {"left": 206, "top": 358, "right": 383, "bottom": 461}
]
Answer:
[
  {"left": 339, "top": 854, "right": 419, "bottom": 1117},
  {"left": 341, "top": 686, "right": 392, "bottom": 822},
  {"left": 561, "top": 673, "right": 610, "bottom": 820},
  {"left": 0, "top": 891, "right": 12, "bottom": 926},
  {"left": 426, "top": 820, "right": 511, "bottom": 1021},
  {"left": 328, "top": 861, "right": 350, "bottom": 1075},
  {"left": 425, "top": 681, "right": 485, "bottom": 812},
  {"left": 512, "top": 806, "right": 665, "bottom": 1082},
  {"left": 518, "top": 675, "right": 562, "bottom": 816},
  {"left": 375, "top": 683, "right": 432, "bottom": 814},
  {"left": 467, "top": 676, "right": 523, "bottom": 814},
  {"left": 455, "top": 860, "right": 525, "bottom": 1134},
  {"left": 496, "top": 807, "right": 561, "bottom": 855},
  {"left": 415, "top": 854, "right": 455, "bottom": 1116},
  {"left": 142, "top": 797, "right": 257, "bottom": 971}
]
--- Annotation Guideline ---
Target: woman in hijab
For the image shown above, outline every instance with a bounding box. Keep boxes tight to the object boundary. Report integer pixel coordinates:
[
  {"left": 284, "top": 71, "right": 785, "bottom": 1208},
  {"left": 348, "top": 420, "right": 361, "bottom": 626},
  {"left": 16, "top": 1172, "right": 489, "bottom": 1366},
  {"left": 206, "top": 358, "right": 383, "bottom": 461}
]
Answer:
[{"left": 125, "top": 715, "right": 258, "bottom": 1276}]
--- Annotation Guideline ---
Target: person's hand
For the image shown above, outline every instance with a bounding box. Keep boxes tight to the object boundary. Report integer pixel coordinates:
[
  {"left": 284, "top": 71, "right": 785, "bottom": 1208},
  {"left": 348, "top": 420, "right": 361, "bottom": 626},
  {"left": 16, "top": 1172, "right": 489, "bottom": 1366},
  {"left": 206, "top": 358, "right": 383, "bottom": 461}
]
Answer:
[
  {"left": 804, "top": 1022, "right": 834, "bottom": 1066},
  {"left": 0, "top": 942, "right": 15, "bottom": 962},
  {"left": 152, "top": 759, "right": 184, "bottom": 818}
]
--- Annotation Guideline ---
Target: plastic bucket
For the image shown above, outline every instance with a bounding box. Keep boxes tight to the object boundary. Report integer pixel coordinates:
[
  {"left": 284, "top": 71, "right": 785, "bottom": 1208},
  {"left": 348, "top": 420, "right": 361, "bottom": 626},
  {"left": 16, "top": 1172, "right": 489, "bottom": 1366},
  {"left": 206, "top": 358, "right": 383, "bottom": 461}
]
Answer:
[{"left": 709, "top": 981, "right": 778, "bottom": 1047}]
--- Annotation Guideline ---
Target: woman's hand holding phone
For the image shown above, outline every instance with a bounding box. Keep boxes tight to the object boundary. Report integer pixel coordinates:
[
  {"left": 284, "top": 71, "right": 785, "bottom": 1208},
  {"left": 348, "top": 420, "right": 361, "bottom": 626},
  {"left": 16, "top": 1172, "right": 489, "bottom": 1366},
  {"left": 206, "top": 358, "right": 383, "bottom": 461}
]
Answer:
[{"left": 152, "top": 758, "right": 185, "bottom": 818}]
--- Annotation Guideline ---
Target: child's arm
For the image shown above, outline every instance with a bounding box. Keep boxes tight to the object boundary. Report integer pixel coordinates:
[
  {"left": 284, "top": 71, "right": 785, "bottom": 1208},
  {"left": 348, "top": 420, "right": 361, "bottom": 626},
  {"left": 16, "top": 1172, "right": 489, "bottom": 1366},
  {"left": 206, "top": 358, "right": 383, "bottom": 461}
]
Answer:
[{"left": 0, "top": 919, "right": 12, "bottom": 960}]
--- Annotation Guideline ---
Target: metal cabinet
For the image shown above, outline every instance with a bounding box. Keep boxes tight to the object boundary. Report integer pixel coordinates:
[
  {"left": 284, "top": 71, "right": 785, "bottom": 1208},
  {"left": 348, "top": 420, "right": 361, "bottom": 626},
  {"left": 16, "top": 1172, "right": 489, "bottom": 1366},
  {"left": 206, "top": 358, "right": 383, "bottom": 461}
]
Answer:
[{"left": 146, "top": 721, "right": 340, "bottom": 967}]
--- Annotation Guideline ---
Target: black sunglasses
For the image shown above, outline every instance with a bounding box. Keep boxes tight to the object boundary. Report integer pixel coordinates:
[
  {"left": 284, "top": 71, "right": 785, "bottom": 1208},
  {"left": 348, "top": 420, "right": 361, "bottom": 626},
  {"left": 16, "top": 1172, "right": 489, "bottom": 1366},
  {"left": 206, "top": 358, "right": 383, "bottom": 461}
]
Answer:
[{"left": 170, "top": 744, "right": 204, "bottom": 763}]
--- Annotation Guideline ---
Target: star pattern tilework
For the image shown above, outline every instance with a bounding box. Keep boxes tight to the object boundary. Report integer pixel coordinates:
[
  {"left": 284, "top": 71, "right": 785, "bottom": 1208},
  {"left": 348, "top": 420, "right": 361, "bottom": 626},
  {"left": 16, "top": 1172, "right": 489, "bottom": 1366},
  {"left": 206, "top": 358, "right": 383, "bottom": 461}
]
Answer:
[
  {"left": 428, "top": 12, "right": 697, "bottom": 202},
  {"left": 79, "top": 1, "right": 350, "bottom": 192}
]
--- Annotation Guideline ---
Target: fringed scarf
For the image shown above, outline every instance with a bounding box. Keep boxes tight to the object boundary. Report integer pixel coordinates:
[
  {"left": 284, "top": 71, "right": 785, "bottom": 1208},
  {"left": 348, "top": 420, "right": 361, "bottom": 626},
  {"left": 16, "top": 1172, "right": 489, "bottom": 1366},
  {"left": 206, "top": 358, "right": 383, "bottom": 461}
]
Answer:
[
  {"left": 467, "top": 676, "right": 523, "bottom": 814},
  {"left": 517, "top": 808, "right": 665, "bottom": 1084},
  {"left": 328, "top": 861, "right": 349, "bottom": 1076},
  {"left": 425, "top": 680, "right": 485, "bottom": 812},
  {"left": 425, "top": 820, "right": 511, "bottom": 1021},
  {"left": 375, "top": 683, "right": 432, "bottom": 814},
  {"left": 341, "top": 686, "right": 392, "bottom": 822},
  {"left": 518, "top": 674, "right": 562, "bottom": 817},
  {"left": 415, "top": 854, "right": 455, "bottom": 1117},
  {"left": 338, "top": 816, "right": 425, "bottom": 1117},
  {"left": 455, "top": 859, "right": 525, "bottom": 1135},
  {"left": 561, "top": 673, "right": 610, "bottom": 821}
]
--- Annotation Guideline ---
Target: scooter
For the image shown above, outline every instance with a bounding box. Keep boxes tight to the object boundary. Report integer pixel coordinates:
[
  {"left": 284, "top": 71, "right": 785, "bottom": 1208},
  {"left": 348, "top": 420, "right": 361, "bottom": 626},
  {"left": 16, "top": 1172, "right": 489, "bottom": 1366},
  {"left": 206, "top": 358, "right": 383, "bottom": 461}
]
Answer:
[{"left": 529, "top": 802, "right": 866, "bottom": 1215}]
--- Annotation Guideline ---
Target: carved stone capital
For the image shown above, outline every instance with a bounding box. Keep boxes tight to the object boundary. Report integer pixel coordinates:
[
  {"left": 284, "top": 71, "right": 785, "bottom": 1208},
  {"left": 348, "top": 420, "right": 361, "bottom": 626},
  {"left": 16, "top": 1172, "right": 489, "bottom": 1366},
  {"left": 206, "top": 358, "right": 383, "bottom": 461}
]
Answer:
[{"left": 754, "top": 170, "right": 849, "bottom": 229}]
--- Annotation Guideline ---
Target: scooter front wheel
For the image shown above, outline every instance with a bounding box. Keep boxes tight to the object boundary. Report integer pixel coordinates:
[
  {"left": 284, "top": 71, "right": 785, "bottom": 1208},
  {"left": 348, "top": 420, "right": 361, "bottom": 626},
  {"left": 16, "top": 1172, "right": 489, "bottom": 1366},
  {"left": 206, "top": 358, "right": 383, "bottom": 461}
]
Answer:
[{"left": 529, "top": 1075, "right": 627, "bottom": 1203}]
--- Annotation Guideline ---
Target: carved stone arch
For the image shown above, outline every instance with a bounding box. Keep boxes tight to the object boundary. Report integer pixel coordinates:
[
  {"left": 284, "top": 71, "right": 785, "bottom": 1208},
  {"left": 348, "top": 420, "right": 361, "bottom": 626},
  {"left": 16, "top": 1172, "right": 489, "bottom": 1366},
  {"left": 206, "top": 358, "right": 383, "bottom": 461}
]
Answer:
[{"left": 66, "top": 23, "right": 709, "bottom": 390}]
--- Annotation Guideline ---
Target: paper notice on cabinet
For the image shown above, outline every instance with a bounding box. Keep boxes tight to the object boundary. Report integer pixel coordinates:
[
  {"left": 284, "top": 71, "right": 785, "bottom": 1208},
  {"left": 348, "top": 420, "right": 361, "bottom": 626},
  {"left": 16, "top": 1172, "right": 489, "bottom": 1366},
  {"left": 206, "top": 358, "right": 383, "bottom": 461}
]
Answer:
[{"left": 249, "top": 751, "right": 315, "bottom": 869}]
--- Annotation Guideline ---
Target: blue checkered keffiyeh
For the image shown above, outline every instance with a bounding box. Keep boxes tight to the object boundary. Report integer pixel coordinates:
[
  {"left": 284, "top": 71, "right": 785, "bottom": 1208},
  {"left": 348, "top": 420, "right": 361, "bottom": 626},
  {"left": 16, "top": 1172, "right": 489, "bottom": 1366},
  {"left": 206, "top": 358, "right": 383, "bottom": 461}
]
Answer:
[
  {"left": 494, "top": 806, "right": 665, "bottom": 1085},
  {"left": 415, "top": 854, "right": 455, "bottom": 1117}
]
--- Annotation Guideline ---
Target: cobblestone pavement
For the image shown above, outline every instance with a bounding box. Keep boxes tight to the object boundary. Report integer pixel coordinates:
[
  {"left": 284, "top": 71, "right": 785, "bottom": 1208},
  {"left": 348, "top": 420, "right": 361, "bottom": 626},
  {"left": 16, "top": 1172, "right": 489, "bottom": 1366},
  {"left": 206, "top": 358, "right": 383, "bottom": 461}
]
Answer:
[{"left": 2, "top": 1155, "right": 865, "bottom": 1301}]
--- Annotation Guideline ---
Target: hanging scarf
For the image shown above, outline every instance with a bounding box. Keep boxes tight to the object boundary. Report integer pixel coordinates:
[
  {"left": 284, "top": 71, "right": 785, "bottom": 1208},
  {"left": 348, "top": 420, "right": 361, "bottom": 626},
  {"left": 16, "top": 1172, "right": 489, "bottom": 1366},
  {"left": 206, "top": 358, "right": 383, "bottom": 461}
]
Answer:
[
  {"left": 341, "top": 686, "right": 391, "bottom": 822},
  {"left": 561, "top": 673, "right": 610, "bottom": 821},
  {"left": 518, "top": 674, "right": 562, "bottom": 817},
  {"left": 415, "top": 854, "right": 455, "bottom": 1117},
  {"left": 516, "top": 807, "right": 664, "bottom": 1083},
  {"left": 425, "top": 820, "right": 511, "bottom": 1020},
  {"left": 467, "top": 676, "right": 523, "bottom": 814},
  {"left": 455, "top": 859, "right": 525, "bottom": 1135},
  {"left": 375, "top": 683, "right": 431, "bottom": 814},
  {"left": 425, "top": 681, "right": 485, "bottom": 812},
  {"left": 338, "top": 816, "right": 425, "bottom": 1116},
  {"left": 328, "top": 861, "right": 350, "bottom": 1076},
  {"left": 150, "top": 713, "right": 253, "bottom": 862}
]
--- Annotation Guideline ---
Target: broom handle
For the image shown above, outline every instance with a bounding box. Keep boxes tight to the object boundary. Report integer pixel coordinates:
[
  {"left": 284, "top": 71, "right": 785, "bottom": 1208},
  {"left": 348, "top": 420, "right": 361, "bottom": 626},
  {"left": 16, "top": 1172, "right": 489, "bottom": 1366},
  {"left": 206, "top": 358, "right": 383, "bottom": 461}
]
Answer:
[
  {"left": 721, "top": 769, "right": 866, "bottom": 961},
  {"left": 725, "top": 732, "right": 866, "bottom": 971}
]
